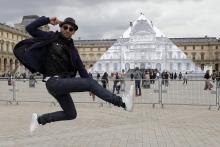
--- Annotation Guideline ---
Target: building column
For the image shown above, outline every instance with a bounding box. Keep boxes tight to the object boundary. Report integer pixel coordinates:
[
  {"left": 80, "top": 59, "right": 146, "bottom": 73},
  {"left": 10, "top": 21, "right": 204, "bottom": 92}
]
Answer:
[
  {"left": 9, "top": 42, "right": 12, "bottom": 53},
  {"left": 0, "top": 58, "right": 3, "bottom": 73},
  {"left": 10, "top": 59, "right": 15, "bottom": 72},
  {"left": 12, "top": 59, "right": 16, "bottom": 70},
  {"left": 0, "top": 40, "right": 3, "bottom": 52}
]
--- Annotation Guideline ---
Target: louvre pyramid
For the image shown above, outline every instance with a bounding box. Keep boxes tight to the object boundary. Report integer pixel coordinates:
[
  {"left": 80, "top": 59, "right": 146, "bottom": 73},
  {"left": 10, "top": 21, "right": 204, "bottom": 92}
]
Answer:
[{"left": 91, "top": 14, "right": 201, "bottom": 74}]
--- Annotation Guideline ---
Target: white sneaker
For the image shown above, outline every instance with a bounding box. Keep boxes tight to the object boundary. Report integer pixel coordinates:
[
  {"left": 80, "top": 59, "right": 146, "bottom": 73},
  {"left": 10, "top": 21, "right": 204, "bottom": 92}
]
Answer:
[
  {"left": 122, "top": 85, "right": 134, "bottom": 112},
  {"left": 30, "top": 113, "right": 39, "bottom": 134}
]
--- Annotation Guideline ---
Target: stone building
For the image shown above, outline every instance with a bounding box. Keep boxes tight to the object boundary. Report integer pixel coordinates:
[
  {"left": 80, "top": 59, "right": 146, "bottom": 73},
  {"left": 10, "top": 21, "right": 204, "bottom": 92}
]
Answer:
[
  {"left": 171, "top": 37, "right": 220, "bottom": 71},
  {"left": 0, "top": 23, "right": 29, "bottom": 75},
  {"left": 14, "top": 15, "right": 49, "bottom": 32},
  {"left": 74, "top": 39, "right": 116, "bottom": 69},
  {"left": 0, "top": 15, "right": 49, "bottom": 76}
]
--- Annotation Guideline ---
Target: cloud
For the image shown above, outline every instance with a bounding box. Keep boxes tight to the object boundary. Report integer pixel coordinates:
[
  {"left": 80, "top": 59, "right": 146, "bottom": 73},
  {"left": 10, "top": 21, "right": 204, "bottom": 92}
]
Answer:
[{"left": 0, "top": 0, "right": 219, "bottom": 39}]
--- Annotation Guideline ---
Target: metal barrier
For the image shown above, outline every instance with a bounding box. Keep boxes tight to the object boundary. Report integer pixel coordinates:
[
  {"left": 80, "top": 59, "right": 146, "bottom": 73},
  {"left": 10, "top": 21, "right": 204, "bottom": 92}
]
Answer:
[
  {"left": 0, "top": 77, "right": 219, "bottom": 110},
  {"left": 0, "top": 78, "right": 17, "bottom": 104},
  {"left": 14, "top": 79, "right": 55, "bottom": 104},
  {"left": 160, "top": 79, "right": 218, "bottom": 109}
]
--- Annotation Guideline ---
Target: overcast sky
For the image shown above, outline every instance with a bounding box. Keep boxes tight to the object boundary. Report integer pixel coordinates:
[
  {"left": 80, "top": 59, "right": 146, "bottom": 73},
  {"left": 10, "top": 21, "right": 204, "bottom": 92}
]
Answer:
[{"left": 0, "top": 0, "right": 219, "bottom": 40}]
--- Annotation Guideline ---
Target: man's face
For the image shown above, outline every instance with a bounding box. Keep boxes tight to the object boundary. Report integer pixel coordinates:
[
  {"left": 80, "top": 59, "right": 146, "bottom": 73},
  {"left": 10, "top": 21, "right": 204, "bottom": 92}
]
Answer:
[{"left": 60, "top": 24, "right": 75, "bottom": 39}]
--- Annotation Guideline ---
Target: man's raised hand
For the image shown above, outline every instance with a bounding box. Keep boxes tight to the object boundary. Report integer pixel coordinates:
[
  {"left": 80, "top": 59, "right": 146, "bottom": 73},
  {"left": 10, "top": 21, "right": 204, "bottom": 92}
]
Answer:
[{"left": 49, "top": 17, "right": 61, "bottom": 26}]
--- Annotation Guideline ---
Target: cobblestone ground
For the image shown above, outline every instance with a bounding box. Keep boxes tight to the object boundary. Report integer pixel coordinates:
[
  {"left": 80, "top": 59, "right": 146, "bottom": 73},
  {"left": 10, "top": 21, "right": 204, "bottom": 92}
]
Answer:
[{"left": 0, "top": 102, "right": 220, "bottom": 147}]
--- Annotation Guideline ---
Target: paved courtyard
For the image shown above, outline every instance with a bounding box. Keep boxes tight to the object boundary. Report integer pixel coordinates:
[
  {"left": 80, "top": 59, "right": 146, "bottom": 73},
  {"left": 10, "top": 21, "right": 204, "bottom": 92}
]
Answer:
[
  {"left": 0, "top": 102, "right": 220, "bottom": 147},
  {"left": 0, "top": 79, "right": 220, "bottom": 147}
]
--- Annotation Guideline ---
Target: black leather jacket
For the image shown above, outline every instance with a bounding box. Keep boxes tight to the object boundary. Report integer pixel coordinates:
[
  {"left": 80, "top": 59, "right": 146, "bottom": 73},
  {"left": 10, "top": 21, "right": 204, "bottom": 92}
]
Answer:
[{"left": 44, "top": 33, "right": 76, "bottom": 77}]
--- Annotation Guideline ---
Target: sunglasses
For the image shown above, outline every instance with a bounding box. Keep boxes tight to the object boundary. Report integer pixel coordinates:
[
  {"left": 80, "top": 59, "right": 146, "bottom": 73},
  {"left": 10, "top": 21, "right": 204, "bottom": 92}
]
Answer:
[{"left": 63, "top": 25, "right": 74, "bottom": 32}]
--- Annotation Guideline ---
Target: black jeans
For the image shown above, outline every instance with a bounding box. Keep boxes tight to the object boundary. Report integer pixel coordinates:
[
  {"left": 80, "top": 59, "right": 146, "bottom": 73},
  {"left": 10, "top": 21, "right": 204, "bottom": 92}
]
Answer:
[{"left": 38, "top": 77, "right": 124, "bottom": 125}]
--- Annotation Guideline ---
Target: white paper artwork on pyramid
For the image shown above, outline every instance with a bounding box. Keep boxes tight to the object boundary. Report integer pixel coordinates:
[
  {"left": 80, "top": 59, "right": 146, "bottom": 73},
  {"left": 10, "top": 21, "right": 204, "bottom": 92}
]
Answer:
[{"left": 91, "top": 13, "right": 201, "bottom": 74}]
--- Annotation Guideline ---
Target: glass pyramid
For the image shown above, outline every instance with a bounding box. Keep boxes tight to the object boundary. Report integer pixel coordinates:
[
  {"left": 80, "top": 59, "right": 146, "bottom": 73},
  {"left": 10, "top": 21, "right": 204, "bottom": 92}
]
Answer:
[{"left": 91, "top": 13, "right": 201, "bottom": 74}]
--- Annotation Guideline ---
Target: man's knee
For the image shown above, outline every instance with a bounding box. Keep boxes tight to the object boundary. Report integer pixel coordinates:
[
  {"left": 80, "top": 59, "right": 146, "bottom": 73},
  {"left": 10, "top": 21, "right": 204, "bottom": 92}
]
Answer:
[{"left": 66, "top": 112, "right": 77, "bottom": 120}]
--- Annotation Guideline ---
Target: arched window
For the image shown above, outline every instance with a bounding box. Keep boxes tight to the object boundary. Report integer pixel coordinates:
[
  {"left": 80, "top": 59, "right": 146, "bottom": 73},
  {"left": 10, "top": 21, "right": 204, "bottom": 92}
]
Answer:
[
  {"left": 4, "top": 58, "right": 7, "bottom": 72},
  {"left": 89, "top": 53, "right": 93, "bottom": 60},
  {"left": 0, "top": 41, "right": 4, "bottom": 52},
  {"left": 146, "top": 63, "right": 152, "bottom": 69},
  {"left": 186, "top": 63, "right": 191, "bottom": 70},
  {"left": 215, "top": 52, "right": 219, "bottom": 60},
  {"left": 192, "top": 52, "right": 196, "bottom": 60},
  {"left": 15, "top": 59, "right": 19, "bottom": 69},
  {"left": 178, "top": 63, "right": 181, "bottom": 71},
  {"left": 201, "top": 64, "right": 204, "bottom": 71},
  {"left": 9, "top": 59, "right": 13, "bottom": 71},
  {"left": 125, "top": 63, "right": 130, "bottom": 71},
  {"left": 97, "top": 53, "right": 102, "bottom": 60},
  {"left": 156, "top": 63, "right": 161, "bottom": 71},
  {"left": 81, "top": 54, "right": 86, "bottom": 60},
  {"left": 98, "top": 63, "right": 102, "bottom": 71},
  {"left": 140, "top": 63, "right": 145, "bottom": 69},
  {"left": 201, "top": 52, "right": 205, "bottom": 60},
  {"left": 11, "top": 43, "right": 15, "bottom": 52}
]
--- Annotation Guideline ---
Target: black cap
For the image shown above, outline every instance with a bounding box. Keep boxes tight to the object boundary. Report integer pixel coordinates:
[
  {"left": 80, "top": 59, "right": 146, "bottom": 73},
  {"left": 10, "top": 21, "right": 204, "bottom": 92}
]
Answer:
[{"left": 59, "top": 17, "right": 78, "bottom": 31}]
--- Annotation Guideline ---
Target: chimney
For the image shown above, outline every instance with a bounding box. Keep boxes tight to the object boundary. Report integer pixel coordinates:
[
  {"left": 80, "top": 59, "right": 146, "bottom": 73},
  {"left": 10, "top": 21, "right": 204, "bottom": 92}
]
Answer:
[{"left": 130, "top": 22, "right": 133, "bottom": 27}]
